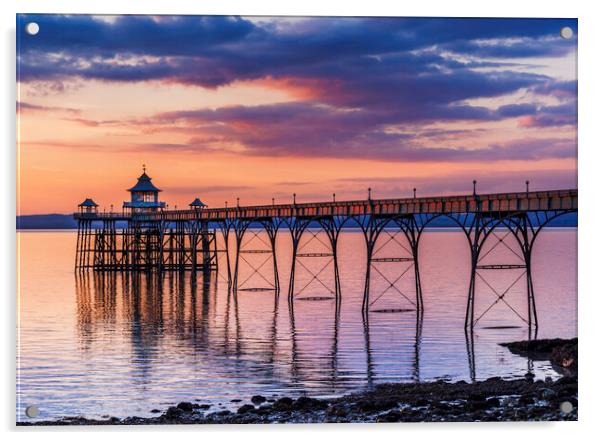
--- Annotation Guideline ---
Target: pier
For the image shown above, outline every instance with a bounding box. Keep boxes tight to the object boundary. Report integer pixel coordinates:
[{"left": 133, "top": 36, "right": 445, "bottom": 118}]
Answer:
[{"left": 74, "top": 169, "right": 577, "bottom": 331}]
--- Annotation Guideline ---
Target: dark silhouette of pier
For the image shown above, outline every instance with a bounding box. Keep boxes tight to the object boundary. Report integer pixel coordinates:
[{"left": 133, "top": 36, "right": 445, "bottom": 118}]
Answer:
[{"left": 74, "top": 170, "right": 577, "bottom": 331}]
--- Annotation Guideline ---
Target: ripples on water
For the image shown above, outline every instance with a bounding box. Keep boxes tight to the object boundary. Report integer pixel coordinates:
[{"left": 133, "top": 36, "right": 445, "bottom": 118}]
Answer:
[{"left": 17, "top": 229, "right": 577, "bottom": 421}]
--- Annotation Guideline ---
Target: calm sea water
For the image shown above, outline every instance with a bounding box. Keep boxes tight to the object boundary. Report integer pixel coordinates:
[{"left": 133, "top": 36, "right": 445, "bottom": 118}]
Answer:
[{"left": 16, "top": 229, "right": 577, "bottom": 422}]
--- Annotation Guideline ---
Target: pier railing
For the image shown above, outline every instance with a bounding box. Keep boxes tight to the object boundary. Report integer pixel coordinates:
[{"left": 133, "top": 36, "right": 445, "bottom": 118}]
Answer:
[{"left": 75, "top": 188, "right": 576, "bottom": 222}]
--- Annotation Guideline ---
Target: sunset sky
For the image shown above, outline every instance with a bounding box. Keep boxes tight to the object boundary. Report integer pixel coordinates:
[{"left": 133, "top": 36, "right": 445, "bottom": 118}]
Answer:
[{"left": 17, "top": 15, "right": 577, "bottom": 215}]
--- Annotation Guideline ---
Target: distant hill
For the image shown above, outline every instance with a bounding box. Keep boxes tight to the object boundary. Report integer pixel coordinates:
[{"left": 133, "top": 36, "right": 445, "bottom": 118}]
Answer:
[
  {"left": 17, "top": 214, "right": 78, "bottom": 229},
  {"left": 16, "top": 212, "right": 578, "bottom": 230}
]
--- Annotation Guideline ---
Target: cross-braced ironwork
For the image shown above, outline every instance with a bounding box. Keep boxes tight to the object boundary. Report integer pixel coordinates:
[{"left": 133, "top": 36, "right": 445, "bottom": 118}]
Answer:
[
  {"left": 231, "top": 219, "right": 281, "bottom": 293},
  {"left": 458, "top": 209, "right": 575, "bottom": 333},
  {"left": 75, "top": 218, "right": 217, "bottom": 272},
  {"left": 216, "top": 219, "right": 236, "bottom": 288},
  {"left": 286, "top": 216, "right": 343, "bottom": 303},
  {"left": 358, "top": 214, "right": 424, "bottom": 317}
]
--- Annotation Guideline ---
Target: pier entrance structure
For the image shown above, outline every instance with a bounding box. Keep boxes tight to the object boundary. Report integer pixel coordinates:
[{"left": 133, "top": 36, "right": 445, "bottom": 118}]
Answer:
[{"left": 75, "top": 173, "right": 577, "bottom": 332}]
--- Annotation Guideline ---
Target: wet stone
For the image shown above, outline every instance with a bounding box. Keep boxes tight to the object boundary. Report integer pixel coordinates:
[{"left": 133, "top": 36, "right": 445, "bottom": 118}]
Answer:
[
  {"left": 538, "top": 388, "right": 556, "bottom": 399},
  {"left": 251, "top": 395, "right": 267, "bottom": 405},
  {"left": 468, "top": 392, "right": 487, "bottom": 402},
  {"left": 486, "top": 397, "right": 501, "bottom": 407},
  {"left": 377, "top": 410, "right": 403, "bottom": 423},
  {"left": 164, "top": 407, "right": 183, "bottom": 419},
  {"left": 237, "top": 404, "right": 255, "bottom": 414},
  {"left": 272, "top": 397, "right": 293, "bottom": 411},
  {"left": 326, "top": 405, "right": 347, "bottom": 417},
  {"left": 356, "top": 398, "right": 398, "bottom": 413},
  {"left": 176, "top": 402, "right": 195, "bottom": 412},
  {"left": 293, "top": 396, "right": 327, "bottom": 411},
  {"left": 518, "top": 395, "right": 534, "bottom": 405}
]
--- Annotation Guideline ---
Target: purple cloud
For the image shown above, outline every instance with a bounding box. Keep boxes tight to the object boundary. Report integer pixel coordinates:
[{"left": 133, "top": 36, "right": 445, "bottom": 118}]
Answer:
[{"left": 17, "top": 15, "right": 577, "bottom": 163}]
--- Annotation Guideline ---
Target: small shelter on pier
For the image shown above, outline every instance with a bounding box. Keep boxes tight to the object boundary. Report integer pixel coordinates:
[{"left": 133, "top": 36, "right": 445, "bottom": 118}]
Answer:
[
  {"left": 123, "top": 166, "right": 166, "bottom": 214},
  {"left": 189, "top": 198, "right": 207, "bottom": 210},
  {"left": 77, "top": 198, "right": 98, "bottom": 215}
]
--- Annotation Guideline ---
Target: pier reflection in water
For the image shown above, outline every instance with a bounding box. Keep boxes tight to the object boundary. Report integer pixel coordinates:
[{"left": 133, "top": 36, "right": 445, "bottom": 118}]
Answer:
[
  {"left": 73, "top": 270, "right": 425, "bottom": 390},
  {"left": 17, "top": 230, "right": 576, "bottom": 421}
]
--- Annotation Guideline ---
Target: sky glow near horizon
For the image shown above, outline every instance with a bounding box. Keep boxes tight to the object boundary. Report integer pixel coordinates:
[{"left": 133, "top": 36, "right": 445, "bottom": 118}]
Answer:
[{"left": 16, "top": 15, "right": 577, "bottom": 215}]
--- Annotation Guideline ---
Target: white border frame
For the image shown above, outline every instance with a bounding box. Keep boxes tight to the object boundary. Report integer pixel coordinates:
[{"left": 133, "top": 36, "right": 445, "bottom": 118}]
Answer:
[{"left": 3, "top": 1, "right": 600, "bottom": 438}]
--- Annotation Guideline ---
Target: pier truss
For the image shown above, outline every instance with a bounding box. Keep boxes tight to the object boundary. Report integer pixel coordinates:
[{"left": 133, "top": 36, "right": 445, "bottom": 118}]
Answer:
[
  {"left": 285, "top": 216, "right": 343, "bottom": 303},
  {"left": 74, "top": 189, "right": 576, "bottom": 332},
  {"left": 75, "top": 219, "right": 218, "bottom": 272},
  {"left": 230, "top": 218, "right": 281, "bottom": 293},
  {"left": 428, "top": 209, "right": 576, "bottom": 333},
  {"left": 358, "top": 214, "right": 423, "bottom": 317}
]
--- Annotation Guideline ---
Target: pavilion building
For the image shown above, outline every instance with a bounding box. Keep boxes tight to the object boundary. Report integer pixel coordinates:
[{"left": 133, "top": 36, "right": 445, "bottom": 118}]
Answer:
[{"left": 123, "top": 167, "right": 166, "bottom": 214}]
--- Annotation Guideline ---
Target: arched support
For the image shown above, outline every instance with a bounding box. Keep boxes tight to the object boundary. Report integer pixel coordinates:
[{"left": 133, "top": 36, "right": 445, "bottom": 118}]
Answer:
[
  {"left": 217, "top": 220, "right": 235, "bottom": 289},
  {"left": 462, "top": 212, "right": 527, "bottom": 331},
  {"left": 286, "top": 216, "right": 311, "bottom": 302},
  {"left": 358, "top": 214, "right": 424, "bottom": 317},
  {"left": 258, "top": 218, "right": 283, "bottom": 293},
  {"left": 286, "top": 216, "right": 343, "bottom": 303},
  {"left": 462, "top": 209, "right": 575, "bottom": 332},
  {"left": 231, "top": 218, "right": 281, "bottom": 293},
  {"left": 232, "top": 219, "right": 251, "bottom": 292},
  {"left": 397, "top": 216, "right": 425, "bottom": 315},
  {"left": 317, "top": 216, "right": 344, "bottom": 302}
]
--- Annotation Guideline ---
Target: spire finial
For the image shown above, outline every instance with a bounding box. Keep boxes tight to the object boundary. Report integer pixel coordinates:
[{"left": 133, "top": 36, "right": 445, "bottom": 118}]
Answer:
[{"left": 142, "top": 164, "right": 146, "bottom": 173}]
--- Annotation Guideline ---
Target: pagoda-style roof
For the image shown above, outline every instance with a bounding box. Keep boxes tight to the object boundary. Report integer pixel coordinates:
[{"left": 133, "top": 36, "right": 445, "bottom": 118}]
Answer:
[
  {"left": 128, "top": 172, "right": 162, "bottom": 192},
  {"left": 189, "top": 198, "right": 207, "bottom": 207},
  {"left": 78, "top": 198, "right": 98, "bottom": 207}
]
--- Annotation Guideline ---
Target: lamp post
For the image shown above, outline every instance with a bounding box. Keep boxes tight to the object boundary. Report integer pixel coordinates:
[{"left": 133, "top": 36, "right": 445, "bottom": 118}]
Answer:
[
  {"left": 413, "top": 188, "right": 416, "bottom": 199},
  {"left": 473, "top": 180, "right": 477, "bottom": 196},
  {"left": 526, "top": 180, "right": 530, "bottom": 194},
  {"left": 333, "top": 193, "right": 336, "bottom": 203},
  {"left": 293, "top": 193, "right": 297, "bottom": 205},
  {"left": 368, "top": 187, "right": 372, "bottom": 201}
]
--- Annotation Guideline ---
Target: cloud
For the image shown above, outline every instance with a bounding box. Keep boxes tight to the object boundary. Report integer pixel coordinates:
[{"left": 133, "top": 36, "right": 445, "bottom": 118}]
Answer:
[
  {"left": 17, "top": 100, "right": 81, "bottom": 115},
  {"left": 531, "top": 80, "right": 577, "bottom": 99},
  {"left": 17, "top": 15, "right": 577, "bottom": 164},
  {"left": 518, "top": 102, "right": 577, "bottom": 128},
  {"left": 137, "top": 101, "right": 574, "bottom": 161},
  {"left": 497, "top": 103, "right": 538, "bottom": 118},
  {"left": 18, "top": 15, "right": 576, "bottom": 91}
]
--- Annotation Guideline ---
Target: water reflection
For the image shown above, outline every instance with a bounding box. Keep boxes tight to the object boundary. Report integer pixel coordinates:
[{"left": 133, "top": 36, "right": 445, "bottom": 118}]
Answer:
[{"left": 75, "top": 272, "right": 433, "bottom": 390}]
